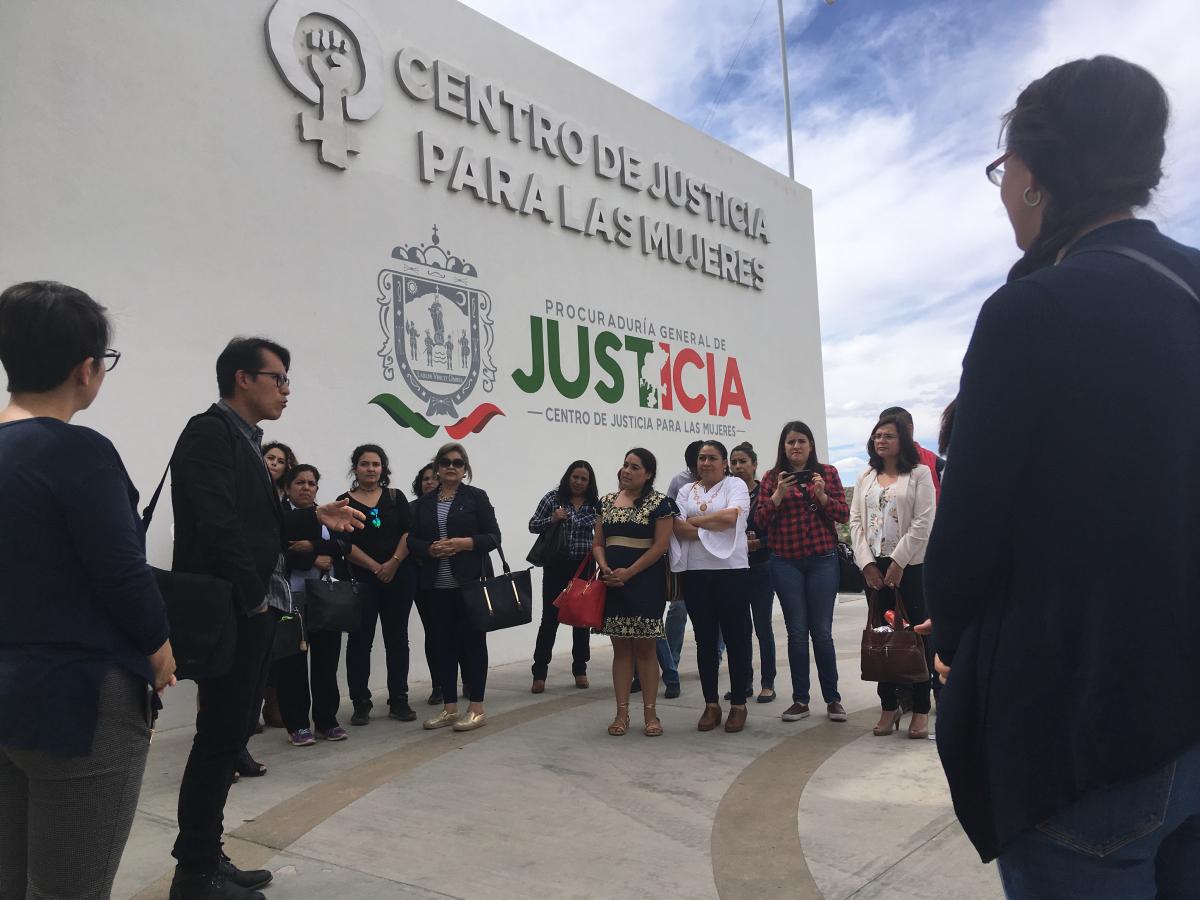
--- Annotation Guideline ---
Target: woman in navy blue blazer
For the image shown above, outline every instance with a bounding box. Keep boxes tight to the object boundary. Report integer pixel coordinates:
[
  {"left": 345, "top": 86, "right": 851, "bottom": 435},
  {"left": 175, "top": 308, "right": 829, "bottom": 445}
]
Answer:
[
  {"left": 926, "top": 57, "right": 1200, "bottom": 897},
  {"left": 408, "top": 441, "right": 501, "bottom": 733},
  {"left": 0, "top": 281, "right": 176, "bottom": 899}
]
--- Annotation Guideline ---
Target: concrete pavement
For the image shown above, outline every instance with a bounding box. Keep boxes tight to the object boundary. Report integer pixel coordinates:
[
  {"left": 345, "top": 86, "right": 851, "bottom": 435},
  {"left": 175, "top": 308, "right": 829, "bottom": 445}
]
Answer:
[{"left": 114, "top": 596, "right": 1002, "bottom": 899}]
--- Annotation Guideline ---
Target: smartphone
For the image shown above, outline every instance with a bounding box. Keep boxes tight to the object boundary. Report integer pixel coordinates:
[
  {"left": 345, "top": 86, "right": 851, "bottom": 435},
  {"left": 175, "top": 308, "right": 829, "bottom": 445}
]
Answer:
[{"left": 786, "top": 469, "right": 814, "bottom": 484}]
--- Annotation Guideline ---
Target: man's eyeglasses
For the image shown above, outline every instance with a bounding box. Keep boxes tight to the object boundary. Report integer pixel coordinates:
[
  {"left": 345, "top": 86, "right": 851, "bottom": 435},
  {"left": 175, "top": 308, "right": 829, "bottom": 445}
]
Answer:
[
  {"left": 986, "top": 152, "right": 1010, "bottom": 187},
  {"left": 438, "top": 457, "right": 466, "bottom": 469},
  {"left": 247, "top": 371, "right": 290, "bottom": 389},
  {"left": 102, "top": 349, "right": 121, "bottom": 372},
  {"left": 367, "top": 507, "right": 382, "bottom": 528}
]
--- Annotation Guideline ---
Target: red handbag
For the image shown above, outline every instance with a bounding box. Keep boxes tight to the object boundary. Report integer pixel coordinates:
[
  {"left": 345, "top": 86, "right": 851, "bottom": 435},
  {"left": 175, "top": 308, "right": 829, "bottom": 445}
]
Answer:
[{"left": 553, "top": 556, "right": 606, "bottom": 629}]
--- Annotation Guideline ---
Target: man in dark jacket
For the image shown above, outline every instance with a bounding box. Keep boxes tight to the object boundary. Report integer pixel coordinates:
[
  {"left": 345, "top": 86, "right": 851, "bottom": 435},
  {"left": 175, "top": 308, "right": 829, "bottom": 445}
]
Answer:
[{"left": 168, "top": 338, "right": 361, "bottom": 900}]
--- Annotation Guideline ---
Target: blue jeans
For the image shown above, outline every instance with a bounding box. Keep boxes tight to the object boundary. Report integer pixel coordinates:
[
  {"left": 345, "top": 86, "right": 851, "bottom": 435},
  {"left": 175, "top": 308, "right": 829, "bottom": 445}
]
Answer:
[
  {"left": 998, "top": 740, "right": 1200, "bottom": 899},
  {"left": 769, "top": 553, "right": 840, "bottom": 704},
  {"left": 746, "top": 564, "right": 777, "bottom": 690},
  {"left": 665, "top": 600, "right": 686, "bottom": 669}
]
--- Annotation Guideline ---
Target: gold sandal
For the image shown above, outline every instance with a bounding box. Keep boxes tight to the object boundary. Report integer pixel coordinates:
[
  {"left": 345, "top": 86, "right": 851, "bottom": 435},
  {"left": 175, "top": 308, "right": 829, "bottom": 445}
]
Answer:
[
  {"left": 608, "top": 702, "right": 630, "bottom": 736},
  {"left": 643, "top": 703, "right": 663, "bottom": 737}
]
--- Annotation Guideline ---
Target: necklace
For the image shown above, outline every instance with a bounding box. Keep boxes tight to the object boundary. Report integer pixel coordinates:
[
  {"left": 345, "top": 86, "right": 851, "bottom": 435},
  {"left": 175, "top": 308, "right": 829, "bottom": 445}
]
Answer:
[
  {"left": 691, "top": 479, "right": 723, "bottom": 513},
  {"left": 437, "top": 489, "right": 457, "bottom": 502}
]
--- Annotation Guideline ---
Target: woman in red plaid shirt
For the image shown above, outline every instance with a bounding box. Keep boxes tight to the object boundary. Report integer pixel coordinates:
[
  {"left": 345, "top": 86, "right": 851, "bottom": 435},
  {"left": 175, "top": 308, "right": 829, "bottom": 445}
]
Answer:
[{"left": 755, "top": 420, "right": 850, "bottom": 723}]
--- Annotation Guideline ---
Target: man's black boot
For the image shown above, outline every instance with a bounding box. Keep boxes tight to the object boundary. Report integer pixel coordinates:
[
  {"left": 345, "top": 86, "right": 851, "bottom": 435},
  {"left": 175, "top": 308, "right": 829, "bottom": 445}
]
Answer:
[
  {"left": 169, "top": 866, "right": 266, "bottom": 900},
  {"left": 219, "top": 849, "right": 273, "bottom": 889}
]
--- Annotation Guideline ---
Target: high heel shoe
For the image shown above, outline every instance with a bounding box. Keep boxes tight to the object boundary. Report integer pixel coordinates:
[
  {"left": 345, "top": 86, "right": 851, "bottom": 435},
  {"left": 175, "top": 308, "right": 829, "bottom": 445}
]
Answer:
[
  {"left": 643, "top": 703, "right": 663, "bottom": 737},
  {"left": 608, "top": 702, "right": 630, "bottom": 736},
  {"left": 873, "top": 709, "right": 902, "bottom": 736},
  {"left": 908, "top": 712, "right": 929, "bottom": 739}
]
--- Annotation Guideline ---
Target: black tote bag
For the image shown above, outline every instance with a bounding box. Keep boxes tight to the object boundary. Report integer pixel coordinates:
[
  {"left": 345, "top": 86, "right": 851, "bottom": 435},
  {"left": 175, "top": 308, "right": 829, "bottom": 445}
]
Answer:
[
  {"left": 526, "top": 520, "right": 569, "bottom": 567},
  {"left": 462, "top": 544, "right": 534, "bottom": 632},
  {"left": 142, "top": 414, "right": 238, "bottom": 681},
  {"left": 304, "top": 572, "right": 363, "bottom": 632}
]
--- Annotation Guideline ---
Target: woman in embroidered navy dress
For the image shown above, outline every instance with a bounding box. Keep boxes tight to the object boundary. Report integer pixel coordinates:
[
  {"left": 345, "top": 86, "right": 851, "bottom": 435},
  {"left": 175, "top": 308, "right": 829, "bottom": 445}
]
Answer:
[{"left": 593, "top": 447, "right": 676, "bottom": 737}]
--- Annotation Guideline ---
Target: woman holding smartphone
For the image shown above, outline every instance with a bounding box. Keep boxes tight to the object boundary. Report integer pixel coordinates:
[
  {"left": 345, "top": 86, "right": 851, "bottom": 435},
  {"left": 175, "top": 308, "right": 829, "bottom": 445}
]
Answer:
[{"left": 755, "top": 420, "right": 850, "bottom": 724}]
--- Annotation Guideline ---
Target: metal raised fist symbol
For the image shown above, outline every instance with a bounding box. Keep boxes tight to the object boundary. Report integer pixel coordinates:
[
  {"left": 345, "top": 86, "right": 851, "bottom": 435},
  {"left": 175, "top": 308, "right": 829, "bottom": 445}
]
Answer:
[{"left": 299, "top": 28, "right": 360, "bottom": 169}]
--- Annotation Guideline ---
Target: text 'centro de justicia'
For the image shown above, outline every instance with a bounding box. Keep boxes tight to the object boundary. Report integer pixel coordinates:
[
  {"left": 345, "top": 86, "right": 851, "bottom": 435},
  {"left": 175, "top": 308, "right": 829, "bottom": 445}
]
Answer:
[{"left": 396, "top": 46, "right": 770, "bottom": 291}]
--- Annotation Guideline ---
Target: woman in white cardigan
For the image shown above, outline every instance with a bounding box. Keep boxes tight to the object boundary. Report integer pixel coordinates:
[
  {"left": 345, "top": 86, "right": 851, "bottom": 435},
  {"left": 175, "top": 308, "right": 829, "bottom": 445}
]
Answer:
[{"left": 850, "top": 413, "right": 936, "bottom": 739}]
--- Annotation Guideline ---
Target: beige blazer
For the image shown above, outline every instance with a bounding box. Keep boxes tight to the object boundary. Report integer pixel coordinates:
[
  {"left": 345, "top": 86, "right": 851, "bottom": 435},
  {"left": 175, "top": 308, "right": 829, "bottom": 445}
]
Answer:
[{"left": 848, "top": 465, "right": 935, "bottom": 570}]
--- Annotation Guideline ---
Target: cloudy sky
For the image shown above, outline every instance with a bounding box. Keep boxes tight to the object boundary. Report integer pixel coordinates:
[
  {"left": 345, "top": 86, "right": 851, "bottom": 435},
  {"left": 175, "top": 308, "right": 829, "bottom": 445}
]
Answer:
[{"left": 461, "top": 0, "right": 1200, "bottom": 483}]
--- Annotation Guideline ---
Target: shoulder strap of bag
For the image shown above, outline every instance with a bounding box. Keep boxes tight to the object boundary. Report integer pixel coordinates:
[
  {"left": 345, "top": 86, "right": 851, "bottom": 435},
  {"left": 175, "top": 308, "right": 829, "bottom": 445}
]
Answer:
[
  {"left": 141, "top": 410, "right": 235, "bottom": 531},
  {"left": 1069, "top": 244, "right": 1199, "bottom": 304}
]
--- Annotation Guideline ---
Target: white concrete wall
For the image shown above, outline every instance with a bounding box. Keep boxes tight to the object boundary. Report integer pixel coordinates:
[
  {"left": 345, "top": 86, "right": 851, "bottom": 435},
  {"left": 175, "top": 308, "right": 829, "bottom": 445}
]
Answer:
[{"left": 1, "top": 1, "right": 825, "bottom": 676}]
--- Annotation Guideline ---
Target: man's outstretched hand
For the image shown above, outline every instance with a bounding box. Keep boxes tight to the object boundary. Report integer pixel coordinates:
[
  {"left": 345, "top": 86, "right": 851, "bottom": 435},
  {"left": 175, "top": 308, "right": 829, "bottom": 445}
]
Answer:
[{"left": 317, "top": 498, "right": 366, "bottom": 532}]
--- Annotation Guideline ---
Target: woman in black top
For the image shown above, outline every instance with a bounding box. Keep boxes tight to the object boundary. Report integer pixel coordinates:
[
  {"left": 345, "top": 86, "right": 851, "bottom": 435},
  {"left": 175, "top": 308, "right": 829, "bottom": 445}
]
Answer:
[
  {"left": 408, "top": 463, "right": 443, "bottom": 704},
  {"left": 0, "top": 281, "right": 175, "bottom": 899},
  {"left": 528, "top": 460, "right": 600, "bottom": 693},
  {"left": 926, "top": 57, "right": 1200, "bottom": 896},
  {"left": 337, "top": 444, "right": 414, "bottom": 725},
  {"left": 277, "top": 464, "right": 351, "bottom": 745},
  {"left": 408, "top": 442, "right": 501, "bottom": 733},
  {"left": 730, "top": 442, "right": 776, "bottom": 703},
  {"left": 252, "top": 441, "right": 296, "bottom": 736}
]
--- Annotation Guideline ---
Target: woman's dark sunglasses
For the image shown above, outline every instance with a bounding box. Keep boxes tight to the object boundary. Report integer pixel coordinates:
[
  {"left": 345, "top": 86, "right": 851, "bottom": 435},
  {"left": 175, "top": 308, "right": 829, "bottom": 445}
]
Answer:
[{"left": 438, "top": 457, "right": 466, "bottom": 469}]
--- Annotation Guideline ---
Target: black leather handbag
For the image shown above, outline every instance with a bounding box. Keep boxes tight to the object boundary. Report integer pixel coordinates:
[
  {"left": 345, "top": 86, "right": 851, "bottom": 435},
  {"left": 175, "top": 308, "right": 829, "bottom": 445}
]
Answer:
[
  {"left": 462, "top": 544, "right": 534, "bottom": 632},
  {"left": 526, "top": 520, "right": 569, "bottom": 567},
  {"left": 142, "top": 420, "right": 237, "bottom": 681},
  {"left": 303, "top": 571, "right": 363, "bottom": 632},
  {"left": 836, "top": 540, "right": 865, "bottom": 594}
]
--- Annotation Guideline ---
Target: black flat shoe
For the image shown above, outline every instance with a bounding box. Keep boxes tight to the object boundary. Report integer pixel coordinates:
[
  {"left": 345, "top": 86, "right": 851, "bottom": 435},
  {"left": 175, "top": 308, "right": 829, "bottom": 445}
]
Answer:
[
  {"left": 427, "top": 687, "right": 443, "bottom": 706},
  {"left": 350, "top": 701, "right": 372, "bottom": 726},
  {"left": 664, "top": 684, "right": 680, "bottom": 699},
  {"left": 235, "top": 750, "right": 266, "bottom": 778},
  {"left": 756, "top": 689, "right": 777, "bottom": 703}
]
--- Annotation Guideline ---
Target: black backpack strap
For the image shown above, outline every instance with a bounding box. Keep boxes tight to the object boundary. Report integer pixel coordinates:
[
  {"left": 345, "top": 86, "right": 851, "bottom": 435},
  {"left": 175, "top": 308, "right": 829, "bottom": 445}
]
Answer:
[
  {"left": 1069, "top": 244, "right": 1199, "bottom": 304},
  {"left": 142, "top": 409, "right": 236, "bottom": 531}
]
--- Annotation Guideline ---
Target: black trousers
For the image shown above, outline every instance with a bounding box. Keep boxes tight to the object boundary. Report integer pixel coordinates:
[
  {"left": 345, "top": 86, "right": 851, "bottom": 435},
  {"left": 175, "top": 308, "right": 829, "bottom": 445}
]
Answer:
[
  {"left": 276, "top": 627, "right": 342, "bottom": 732},
  {"left": 174, "top": 608, "right": 276, "bottom": 872},
  {"left": 682, "top": 569, "right": 753, "bottom": 704},
  {"left": 346, "top": 575, "right": 412, "bottom": 707},
  {"left": 872, "top": 560, "right": 934, "bottom": 714},
  {"left": 426, "top": 587, "right": 488, "bottom": 703},
  {"left": 408, "top": 565, "right": 441, "bottom": 691},
  {"left": 531, "top": 558, "right": 591, "bottom": 680}
]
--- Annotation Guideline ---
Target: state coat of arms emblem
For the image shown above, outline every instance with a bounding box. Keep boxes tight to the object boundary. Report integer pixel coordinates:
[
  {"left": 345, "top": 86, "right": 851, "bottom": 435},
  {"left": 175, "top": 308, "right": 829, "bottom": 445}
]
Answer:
[{"left": 373, "top": 227, "right": 501, "bottom": 437}]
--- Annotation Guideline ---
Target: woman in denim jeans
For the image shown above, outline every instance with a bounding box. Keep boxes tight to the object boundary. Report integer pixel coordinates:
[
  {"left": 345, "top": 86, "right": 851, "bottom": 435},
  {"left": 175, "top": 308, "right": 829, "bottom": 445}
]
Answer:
[
  {"left": 926, "top": 57, "right": 1200, "bottom": 897},
  {"left": 755, "top": 421, "right": 849, "bottom": 723}
]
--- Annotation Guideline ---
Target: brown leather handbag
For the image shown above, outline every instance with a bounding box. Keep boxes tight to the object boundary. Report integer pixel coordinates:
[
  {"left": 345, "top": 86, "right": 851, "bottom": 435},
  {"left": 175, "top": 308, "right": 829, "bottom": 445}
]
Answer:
[{"left": 860, "top": 588, "right": 930, "bottom": 683}]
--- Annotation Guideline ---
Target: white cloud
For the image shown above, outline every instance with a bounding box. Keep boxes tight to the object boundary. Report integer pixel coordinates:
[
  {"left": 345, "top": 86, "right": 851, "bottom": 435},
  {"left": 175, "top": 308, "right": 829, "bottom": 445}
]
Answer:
[{"left": 462, "top": 0, "right": 1200, "bottom": 460}]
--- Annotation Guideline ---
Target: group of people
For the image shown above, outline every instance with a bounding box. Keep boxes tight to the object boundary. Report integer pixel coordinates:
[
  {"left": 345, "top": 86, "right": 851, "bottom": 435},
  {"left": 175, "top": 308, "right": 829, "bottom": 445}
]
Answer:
[{"left": 2, "top": 54, "right": 1199, "bottom": 900}]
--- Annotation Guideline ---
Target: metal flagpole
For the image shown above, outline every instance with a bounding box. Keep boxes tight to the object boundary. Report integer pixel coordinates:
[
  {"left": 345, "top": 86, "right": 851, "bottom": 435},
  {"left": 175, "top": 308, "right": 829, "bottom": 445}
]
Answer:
[{"left": 776, "top": 0, "right": 795, "bottom": 180}]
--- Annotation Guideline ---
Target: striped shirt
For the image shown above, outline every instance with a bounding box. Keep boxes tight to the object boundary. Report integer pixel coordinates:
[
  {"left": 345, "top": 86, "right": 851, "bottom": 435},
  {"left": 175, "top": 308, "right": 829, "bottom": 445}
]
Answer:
[{"left": 434, "top": 497, "right": 457, "bottom": 588}]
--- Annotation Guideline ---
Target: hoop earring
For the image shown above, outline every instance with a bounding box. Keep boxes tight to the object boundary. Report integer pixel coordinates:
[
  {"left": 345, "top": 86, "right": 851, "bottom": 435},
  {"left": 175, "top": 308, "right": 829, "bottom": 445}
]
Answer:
[{"left": 1023, "top": 188, "right": 1042, "bottom": 207}]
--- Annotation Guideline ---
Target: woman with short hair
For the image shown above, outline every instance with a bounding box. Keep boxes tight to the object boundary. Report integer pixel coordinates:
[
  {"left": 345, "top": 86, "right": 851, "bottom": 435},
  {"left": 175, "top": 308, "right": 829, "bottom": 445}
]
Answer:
[
  {"left": 849, "top": 415, "right": 935, "bottom": 739},
  {"left": 277, "top": 464, "right": 351, "bottom": 746},
  {"left": 0, "top": 281, "right": 176, "bottom": 899},
  {"left": 408, "top": 463, "right": 443, "bottom": 704},
  {"left": 528, "top": 460, "right": 600, "bottom": 693},
  {"left": 409, "top": 442, "right": 501, "bottom": 732},
  {"left": 927, "top": 57, "right": 1200, "bottom": 893}
]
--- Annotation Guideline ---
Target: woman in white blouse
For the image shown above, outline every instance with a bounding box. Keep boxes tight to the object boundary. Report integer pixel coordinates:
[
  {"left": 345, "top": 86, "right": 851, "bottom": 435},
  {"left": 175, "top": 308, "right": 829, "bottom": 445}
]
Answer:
[
  {"left": 671, "top": 440, "right": 752, "bottom": 734},
  {"left": 850, "top": 414, "right": 936, "bottom": 739}
]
